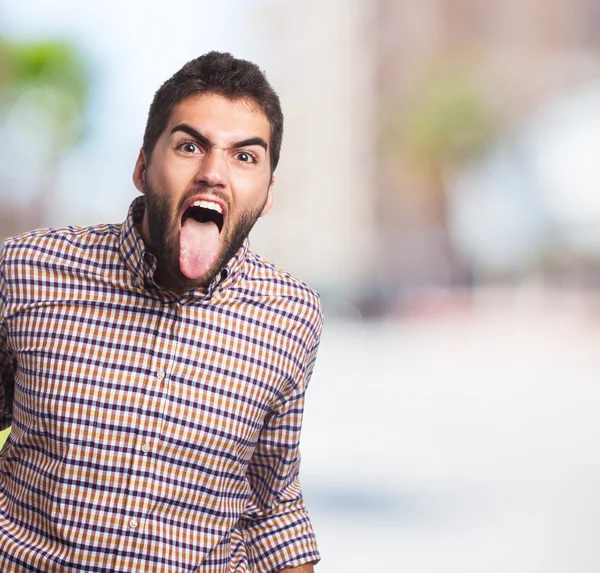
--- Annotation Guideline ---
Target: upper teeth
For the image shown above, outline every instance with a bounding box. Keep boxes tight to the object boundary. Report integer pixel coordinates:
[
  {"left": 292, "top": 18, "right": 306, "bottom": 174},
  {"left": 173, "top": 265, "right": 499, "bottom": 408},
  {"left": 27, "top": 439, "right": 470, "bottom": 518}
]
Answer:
[{"left": 192, "top": 200, "right": 223, "bottom": 214}]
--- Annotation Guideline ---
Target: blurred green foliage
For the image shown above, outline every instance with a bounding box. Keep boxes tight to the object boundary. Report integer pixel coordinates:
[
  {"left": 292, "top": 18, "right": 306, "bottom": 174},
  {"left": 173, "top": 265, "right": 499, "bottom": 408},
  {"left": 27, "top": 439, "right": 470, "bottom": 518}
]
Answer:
[
  {"left": 382, "top": 64, "right": 498, "bottom": 178},
  {"left": 408, "top": 70, "right": 497, "bottom": 168},
  {"left": 0, "top": 37, "right": 88, "bottom": 154}
]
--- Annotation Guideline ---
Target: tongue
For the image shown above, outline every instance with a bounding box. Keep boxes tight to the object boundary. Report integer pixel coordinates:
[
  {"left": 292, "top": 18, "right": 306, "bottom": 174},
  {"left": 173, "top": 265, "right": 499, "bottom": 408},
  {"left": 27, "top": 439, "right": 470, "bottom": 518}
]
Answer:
[{"left": 179, "top": 218, "right": 220, "bottom": 280}]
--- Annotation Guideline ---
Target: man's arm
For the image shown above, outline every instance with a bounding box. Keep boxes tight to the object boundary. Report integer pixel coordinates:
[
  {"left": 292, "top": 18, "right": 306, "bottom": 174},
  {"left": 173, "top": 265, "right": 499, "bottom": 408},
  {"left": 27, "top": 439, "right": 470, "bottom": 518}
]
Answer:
[{"left": 239, "top": 331, "right": 322, "bottom": 573}]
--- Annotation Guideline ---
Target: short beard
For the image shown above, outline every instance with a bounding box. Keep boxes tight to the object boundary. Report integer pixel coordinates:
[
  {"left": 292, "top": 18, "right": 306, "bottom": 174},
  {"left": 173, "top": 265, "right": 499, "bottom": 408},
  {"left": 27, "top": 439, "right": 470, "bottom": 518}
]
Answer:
[{"left": 143, "top": 180, "right": 266, "bottom": 293}]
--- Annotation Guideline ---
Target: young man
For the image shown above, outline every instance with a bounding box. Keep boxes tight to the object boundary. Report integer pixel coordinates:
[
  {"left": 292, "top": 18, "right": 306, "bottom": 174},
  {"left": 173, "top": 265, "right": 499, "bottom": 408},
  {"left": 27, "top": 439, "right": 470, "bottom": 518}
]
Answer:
[{"left": 0, "top": 52, "right": 322, "bottom": 572}]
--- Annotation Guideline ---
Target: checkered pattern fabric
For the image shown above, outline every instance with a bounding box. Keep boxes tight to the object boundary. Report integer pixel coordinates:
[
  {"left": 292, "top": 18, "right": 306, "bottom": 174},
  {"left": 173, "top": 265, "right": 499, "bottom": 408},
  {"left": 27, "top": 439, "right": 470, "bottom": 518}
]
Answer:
[{"left": 0, "top": 197, "right": 322, "bottom": 572}]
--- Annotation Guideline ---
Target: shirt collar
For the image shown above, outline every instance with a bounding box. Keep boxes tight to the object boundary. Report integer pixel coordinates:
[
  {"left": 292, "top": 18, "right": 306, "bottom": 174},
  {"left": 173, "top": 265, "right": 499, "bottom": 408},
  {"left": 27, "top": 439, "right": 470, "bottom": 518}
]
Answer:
[
  {"left": 119, "top": 196, "right": 148, "bottom": 285},
  {"left": 118, "top": 196, "right": 248, "bottom": 300}
]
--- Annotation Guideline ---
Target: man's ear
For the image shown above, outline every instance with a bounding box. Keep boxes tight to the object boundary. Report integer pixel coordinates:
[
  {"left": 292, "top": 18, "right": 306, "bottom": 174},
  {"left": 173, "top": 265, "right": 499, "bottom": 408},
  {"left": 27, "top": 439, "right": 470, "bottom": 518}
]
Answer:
[
  {"left": 132, "top": 149, "right": 147, "bottom": 193},
  {"left": 260, "top": 176, "right": 275, "bottom": 217}
]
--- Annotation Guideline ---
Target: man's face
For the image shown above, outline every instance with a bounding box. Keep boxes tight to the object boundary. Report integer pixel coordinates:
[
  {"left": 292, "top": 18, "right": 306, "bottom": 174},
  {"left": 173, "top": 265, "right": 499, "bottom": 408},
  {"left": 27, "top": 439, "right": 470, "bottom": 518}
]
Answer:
[{"left": 133, "top": 92, "right": 274, "bottom": 293}]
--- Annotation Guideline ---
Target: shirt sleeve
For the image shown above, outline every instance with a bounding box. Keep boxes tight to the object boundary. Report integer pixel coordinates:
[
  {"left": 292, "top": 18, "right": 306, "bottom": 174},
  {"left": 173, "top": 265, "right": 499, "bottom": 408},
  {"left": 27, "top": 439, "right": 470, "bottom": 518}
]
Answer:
[
  {"left": 239, "top": 332, "right": 322, "bottom": 573},
  {"left": 0, "top": 245, "right": 14, "bottom": 431}
]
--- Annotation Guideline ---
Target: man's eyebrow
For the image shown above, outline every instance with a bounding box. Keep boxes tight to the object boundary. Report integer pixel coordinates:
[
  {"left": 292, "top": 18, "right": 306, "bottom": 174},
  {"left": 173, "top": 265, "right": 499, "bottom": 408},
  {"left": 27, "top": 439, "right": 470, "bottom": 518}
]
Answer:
[
  {"left": 230, "top": 137, "right": 268, "bottom": 152},
  {"left": 170, "top": 124, "right": 212, "bottom": 146},
  {"left": 170, "top": 124, "right": 268, "bottom": 153}
]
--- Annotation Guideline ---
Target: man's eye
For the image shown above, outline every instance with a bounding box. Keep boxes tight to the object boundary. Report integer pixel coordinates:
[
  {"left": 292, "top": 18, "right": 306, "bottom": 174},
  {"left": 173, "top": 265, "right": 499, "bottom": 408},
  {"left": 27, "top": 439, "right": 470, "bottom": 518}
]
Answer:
[
  {"left": 236, "top": 152, "right": 255, "bottom": 163},
  {"left": 179, "top": 142, "right": 200, "bottom": 153}
]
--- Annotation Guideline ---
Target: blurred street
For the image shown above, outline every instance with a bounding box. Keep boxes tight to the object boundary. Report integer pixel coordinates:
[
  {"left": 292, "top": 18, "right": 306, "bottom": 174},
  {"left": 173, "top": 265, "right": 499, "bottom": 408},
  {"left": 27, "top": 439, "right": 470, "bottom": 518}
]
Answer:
[{"left": 301, "top": 289, "right": 600, "bottom": 572}]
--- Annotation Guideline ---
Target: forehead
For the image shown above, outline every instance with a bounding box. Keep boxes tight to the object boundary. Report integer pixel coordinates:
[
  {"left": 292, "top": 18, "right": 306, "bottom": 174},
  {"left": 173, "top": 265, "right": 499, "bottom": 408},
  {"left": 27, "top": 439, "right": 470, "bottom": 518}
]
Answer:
[{"left": 166, "top": 93, "right": 271, "bottom": 142}]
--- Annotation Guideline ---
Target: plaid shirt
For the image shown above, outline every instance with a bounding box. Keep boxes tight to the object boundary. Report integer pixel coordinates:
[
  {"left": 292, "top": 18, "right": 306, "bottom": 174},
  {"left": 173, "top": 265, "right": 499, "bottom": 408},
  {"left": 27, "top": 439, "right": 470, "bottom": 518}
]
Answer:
[{"left": 0, "top": 197, "right": 322, "bottom": 573}]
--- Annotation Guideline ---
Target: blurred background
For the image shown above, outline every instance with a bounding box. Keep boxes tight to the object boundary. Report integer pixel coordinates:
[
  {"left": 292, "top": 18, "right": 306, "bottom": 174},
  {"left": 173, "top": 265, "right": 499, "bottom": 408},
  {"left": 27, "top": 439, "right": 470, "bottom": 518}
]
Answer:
[{"left": 2, "top": 0, "right": 600, "bottom": 570}]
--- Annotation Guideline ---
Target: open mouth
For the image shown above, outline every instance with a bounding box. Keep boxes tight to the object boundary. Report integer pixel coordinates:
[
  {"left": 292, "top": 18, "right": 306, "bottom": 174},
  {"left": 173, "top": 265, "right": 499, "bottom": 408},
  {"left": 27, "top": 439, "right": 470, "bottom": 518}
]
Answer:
[{"left": 181, "top": 200, "right": 224, "bottom": 232}]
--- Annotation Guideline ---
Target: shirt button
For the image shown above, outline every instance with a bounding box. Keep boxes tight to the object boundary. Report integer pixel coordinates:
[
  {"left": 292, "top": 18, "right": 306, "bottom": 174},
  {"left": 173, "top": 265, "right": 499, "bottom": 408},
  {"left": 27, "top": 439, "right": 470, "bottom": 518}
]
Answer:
[
  {"left": 156, "top": 369, "right": 166, "bottom": 381},
  {"left": 129, "top": 518, "right": 139, "bottom": 529},
  {"left": 141, "top": 444, "right": 150, "bottom": 454}
]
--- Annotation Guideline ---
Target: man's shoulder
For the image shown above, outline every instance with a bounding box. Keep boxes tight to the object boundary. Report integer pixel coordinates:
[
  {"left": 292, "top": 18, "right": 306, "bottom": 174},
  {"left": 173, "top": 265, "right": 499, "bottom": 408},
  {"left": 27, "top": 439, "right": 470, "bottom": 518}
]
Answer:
[
  {"left": 240, "top": 249, "right": 321, "bottom": 305},
  {"left": 1, "top": 222, "right": 122, "bottom": 270},
  {"left": 3, "top": 222, "right": 120, "bottom": 253},
  {"left": 233, "top": 249, "right": 324, "bottom": 343}
]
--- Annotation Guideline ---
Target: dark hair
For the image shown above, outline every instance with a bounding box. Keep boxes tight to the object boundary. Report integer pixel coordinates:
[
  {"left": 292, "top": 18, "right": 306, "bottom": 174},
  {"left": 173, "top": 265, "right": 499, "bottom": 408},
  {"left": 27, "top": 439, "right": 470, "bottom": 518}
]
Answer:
[{"left": 143, "top": 51, "right": 284, "bottom": 172}]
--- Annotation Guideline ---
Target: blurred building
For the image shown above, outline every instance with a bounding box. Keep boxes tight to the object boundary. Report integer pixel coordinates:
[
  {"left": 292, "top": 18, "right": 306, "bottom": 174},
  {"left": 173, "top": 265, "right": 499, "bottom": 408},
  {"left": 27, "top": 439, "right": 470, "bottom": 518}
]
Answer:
[
  {"left": 249, "top": 0, "right": 600, "bottom": 314},
  {"left": 249, "top": 0, "right": 378, "bottom": 299},
  {"left": 373, "top": 0, "right": 600, "bottom": 303}
]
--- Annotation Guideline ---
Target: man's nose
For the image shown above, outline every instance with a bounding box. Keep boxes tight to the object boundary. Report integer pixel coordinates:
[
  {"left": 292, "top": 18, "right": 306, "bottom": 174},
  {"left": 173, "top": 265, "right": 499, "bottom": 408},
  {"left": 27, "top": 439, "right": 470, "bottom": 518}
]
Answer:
[{"left": 195, "top": 149, "right": 227, "bottom": 187}]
